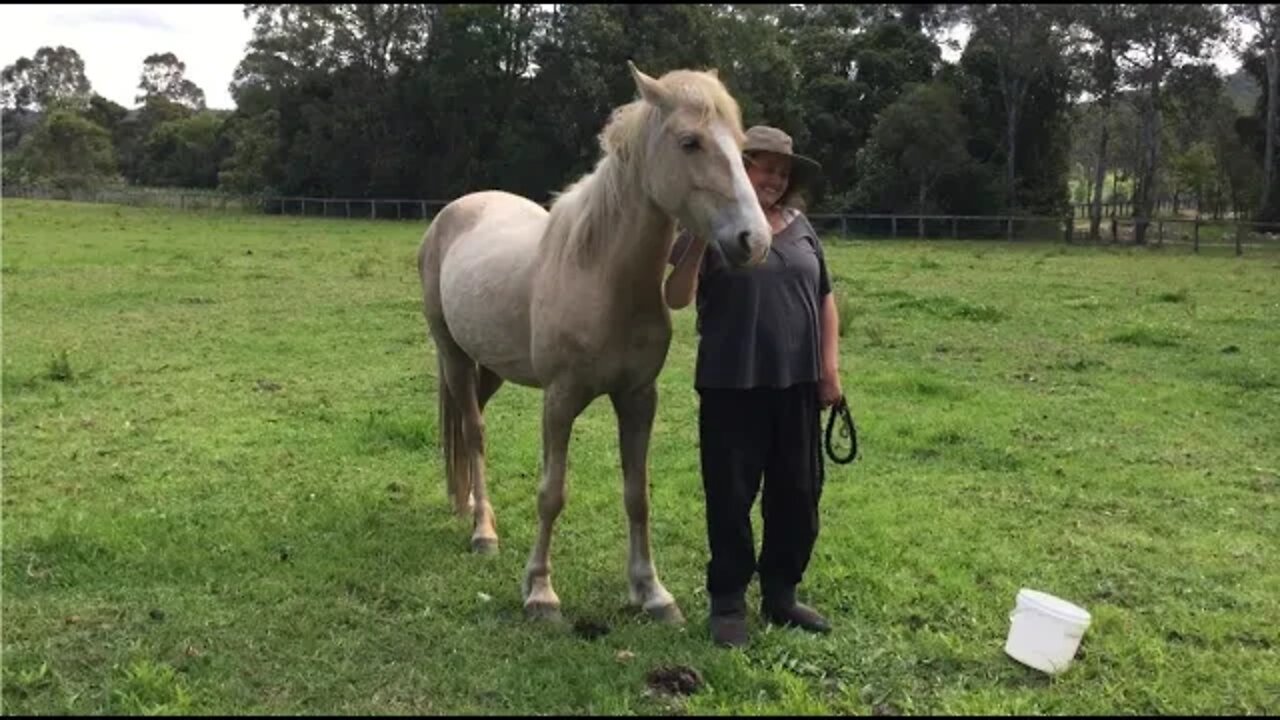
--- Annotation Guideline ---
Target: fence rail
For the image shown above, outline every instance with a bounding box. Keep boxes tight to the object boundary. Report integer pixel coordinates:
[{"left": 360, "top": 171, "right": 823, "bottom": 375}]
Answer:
[
  {"left": 1069, "top": 200, "right": 1249, "bottom": 221},
  {"left": 6, "top": 185, "right": 1280, "bottom": 255}
]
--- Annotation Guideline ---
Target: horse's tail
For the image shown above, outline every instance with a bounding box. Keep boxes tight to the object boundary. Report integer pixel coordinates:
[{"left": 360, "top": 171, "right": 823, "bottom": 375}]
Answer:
[{"left": 437, "top": 352, "right": 474, "bottom": 515}]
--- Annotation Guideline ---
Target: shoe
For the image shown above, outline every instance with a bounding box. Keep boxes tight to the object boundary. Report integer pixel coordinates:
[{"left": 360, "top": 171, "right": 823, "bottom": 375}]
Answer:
[
  {"left": 709, "top": 611, "right": 749, "bottom": 648},
  {"left": 709, "top": 591, "right": 750, "bottom": 648},
  {"left": 761, "top": 585, "right": 831, "bottom": 634}
]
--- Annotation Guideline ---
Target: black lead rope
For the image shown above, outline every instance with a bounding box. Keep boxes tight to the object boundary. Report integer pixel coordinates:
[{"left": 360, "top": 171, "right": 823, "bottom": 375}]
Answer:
[{"left": 823, "top": 395, "right": 858, "bottom": 466}]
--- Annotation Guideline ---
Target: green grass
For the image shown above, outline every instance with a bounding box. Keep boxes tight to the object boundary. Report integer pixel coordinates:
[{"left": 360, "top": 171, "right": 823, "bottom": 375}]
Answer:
[{"left": 3, "top": 200, "right": 1279, "bottom": 715}]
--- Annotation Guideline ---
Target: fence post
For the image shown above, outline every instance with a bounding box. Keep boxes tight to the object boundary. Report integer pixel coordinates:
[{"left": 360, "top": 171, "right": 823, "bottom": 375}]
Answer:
[
  {"left": 1193, "top": 218, "right": 1200, "bottom": 254},
  {"left": 1236, "top": 223, "right": 1244, "bottom": 257},
  {"left": 346, "top": 200, "right": 351, "bottom": 218},
  {"left": 370, "top": 201, "right": 375, "bottom": 220},
  {"left": 890, "top": 216, "right": 897, "bottom": 238},
  {"left": 917, "top": 216, "right": 924, "bottom": 239},
  {"left": 1063, "top": 214, "right": 1073, "bottom": 244},
  {"left": 1157, "top": 220, "right": 1164, "bottom": 246},
  {"left": 951, "top": 217, "right": 958, "bottom": 239},
  {"left": 1006, "top": 217, "right": 1013, "bottom": 241},
  {"left": 421, "top": 200, "right": 427, "bottom": 220},
  {"left": 1110, "top": 217, "right": 1118, "bottom": 244},
  {"left": 397, "top": 202, "right": 402, "bottom": 221}
]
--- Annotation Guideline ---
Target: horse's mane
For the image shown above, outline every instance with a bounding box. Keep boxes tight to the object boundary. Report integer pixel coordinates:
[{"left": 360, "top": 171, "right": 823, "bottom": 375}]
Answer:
[{"left": 544, "top": 69, "right": 744, "bottom": 265}]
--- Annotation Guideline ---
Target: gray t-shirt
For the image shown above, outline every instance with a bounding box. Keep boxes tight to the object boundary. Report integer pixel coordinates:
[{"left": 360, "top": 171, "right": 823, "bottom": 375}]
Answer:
[{"left": 669, "top": 211, "right": 832, "bottom": 390}]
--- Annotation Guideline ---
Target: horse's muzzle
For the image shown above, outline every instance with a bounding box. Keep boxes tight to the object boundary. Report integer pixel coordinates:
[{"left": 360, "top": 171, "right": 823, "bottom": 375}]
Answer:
[{"left": 721, "top": 228, "right": 770, "bottom": 268}]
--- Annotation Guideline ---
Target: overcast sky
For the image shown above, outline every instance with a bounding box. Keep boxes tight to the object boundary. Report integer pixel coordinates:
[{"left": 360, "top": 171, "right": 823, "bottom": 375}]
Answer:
[
  {"left": 0, "top": 4, "right": 1253, "bottom": 112},
  {"left": 1, "top": 4, "right": 253, "bottom": 110}
]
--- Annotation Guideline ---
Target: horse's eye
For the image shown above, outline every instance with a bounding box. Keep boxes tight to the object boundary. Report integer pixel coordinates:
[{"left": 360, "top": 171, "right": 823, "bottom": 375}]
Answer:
[{"left": 679, "top": 135, "right": 701, "bottom": 152}]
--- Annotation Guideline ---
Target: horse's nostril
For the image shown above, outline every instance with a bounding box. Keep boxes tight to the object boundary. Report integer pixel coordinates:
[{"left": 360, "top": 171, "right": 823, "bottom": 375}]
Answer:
[{"left": 737, "top": 231, "right": 752, "bottom": 254}]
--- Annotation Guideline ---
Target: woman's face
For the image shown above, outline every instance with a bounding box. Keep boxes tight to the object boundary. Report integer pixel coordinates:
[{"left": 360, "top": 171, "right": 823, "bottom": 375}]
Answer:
[{"left": 745, "top": 151, "right": 792, "bottom": 210}]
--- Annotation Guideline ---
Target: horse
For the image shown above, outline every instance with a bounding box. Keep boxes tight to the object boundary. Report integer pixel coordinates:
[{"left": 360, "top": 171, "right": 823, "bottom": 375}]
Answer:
[{"left": 417, "top": 62, "right": 772, "bottom": 624}]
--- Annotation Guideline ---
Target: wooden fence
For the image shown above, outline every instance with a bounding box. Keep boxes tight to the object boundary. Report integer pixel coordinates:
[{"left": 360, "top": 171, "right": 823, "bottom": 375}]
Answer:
[{"left": 1069, "top": 200, "right": 1248, "bottom": 221}]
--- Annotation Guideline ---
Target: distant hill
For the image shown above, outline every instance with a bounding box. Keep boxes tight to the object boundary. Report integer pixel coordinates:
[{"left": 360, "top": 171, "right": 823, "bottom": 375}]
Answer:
[{"left": 1226, "top": 69, "right": 1260, "bottom": 116}]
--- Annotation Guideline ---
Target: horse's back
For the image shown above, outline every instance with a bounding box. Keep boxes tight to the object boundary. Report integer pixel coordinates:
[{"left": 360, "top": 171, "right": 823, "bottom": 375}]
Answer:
[
  {"left": 420, "top": 191, "right": 545, "bottom": 266},
  {"left": 420, "top": 191, "right": 548, "bottom": 388}
]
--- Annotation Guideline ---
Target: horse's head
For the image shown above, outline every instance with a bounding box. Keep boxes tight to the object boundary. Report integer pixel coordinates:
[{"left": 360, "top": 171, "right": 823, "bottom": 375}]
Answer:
[{"left": 623, "top": 62, "right": 771, "bottom": 268}]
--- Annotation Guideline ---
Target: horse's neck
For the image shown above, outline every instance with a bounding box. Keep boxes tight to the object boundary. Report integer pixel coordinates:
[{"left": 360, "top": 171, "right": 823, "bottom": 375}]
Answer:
[{"left": 555, "top": 157, "right": 675, "bottom": 309}]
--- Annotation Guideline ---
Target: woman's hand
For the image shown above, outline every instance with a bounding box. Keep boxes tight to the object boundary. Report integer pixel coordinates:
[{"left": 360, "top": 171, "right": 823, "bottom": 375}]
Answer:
[{"left": 819, "top": 369, "right": 843, "bottom": 408}]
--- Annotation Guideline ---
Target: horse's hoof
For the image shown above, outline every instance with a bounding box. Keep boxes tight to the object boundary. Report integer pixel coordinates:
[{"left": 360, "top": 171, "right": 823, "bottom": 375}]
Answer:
[
  {"left": 471, "top": 537, "right": 499, "bottom": 555},
  {"left": 646, "top": 602, "right": 685, "bottom": 625},
  {"left": 524, "top": 601, "right": 564, "bottom": 623}
]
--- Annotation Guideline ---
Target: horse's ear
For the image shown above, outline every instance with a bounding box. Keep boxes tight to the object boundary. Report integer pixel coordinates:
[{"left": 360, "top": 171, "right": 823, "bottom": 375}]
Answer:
[
  {"left": 707, "top": 68, "right": 719, "bottom": 79},
  {"left": 628, "top": 60, "right": 671, "bottom": 111}
]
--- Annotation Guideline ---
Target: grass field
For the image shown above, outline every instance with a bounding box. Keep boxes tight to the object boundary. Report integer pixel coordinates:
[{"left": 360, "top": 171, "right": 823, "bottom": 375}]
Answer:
[{"left": 3, "top": 199, "right": 1278, "bottom": 715}]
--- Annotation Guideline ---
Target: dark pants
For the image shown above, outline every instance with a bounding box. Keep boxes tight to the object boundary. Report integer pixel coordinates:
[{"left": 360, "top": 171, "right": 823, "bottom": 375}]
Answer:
[{"left": 697, "top": 383, "right": 824, "bottom": 611}]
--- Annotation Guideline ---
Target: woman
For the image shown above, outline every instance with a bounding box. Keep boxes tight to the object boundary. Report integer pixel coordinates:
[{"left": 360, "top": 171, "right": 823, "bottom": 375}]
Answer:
[{"left": 665, "top": 125, "right": 843, "bottom": 649}]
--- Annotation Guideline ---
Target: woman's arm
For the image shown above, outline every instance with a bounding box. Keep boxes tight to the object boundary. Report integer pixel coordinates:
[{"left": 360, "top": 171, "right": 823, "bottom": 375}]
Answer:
[
  {"left": 664, "top": 234, "right": 708, "bottom": 309},
  {"left": 818, "top": 292, "right": 843, "bottom": 407},
  {"left": 820, "top": 292, "right": 840, "bottom": 373}
]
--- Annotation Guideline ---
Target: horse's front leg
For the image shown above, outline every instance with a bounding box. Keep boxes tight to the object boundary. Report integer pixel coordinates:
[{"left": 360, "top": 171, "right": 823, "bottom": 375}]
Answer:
[
  {"left": 522, "top": 382, "right": 591, "bottom": 622},
  {"left": 611, "top": 383, "right": 683, "bottom": 624}
]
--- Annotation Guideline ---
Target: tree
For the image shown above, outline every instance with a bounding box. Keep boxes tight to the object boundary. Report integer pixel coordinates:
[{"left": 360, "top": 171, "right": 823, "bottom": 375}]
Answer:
[
  {"left": 1231, "top": 5, "right": 1280, "bottom": 220},
  {"left": 964, "top": 4, "right": 1071, "bottom": 211},
  {"left": 1107, "top": 96, "right": 1143, "bottom": 209},
  {"left": 1, "top": 46, "right": 92, "bottom": 112},
  {"left": 230, "top": 4, "right": 446, "bottom": 197},
  {"left": 84, "top": 94, "right": 128, "bottom": 134},
  {"left": 1069, "top": 101, "right": 1104, "bottom": 206},
  {"left": 781, "top": 5, "right": 941, "bottom": 209},
  {"left": 710, "top": 5, "right": 804, "bottom": 134},
  {"left": 854, "top": 80, "right": 971, "bottom": 222},
  {"left": 1164, "top": 63, "right": 1228, "bottom": 213},
  {"left": 10, "top": 110, "right": 116, "bottom": 190},
  {"left": 137, "top": 52, "right": 207, "bottom": 109},
  {"left": 236, "top": 4, "right": 436, "bottom": 83},
  {"left": 1072, "top": 4, "right": 1134, "bottom": 239},
  {"left": 1122, "top": 4, "right": 1225, "bottom": 243},
  {"left": 115, "top": 97, "right": 195, "bottom": 184},
  {"left": 218, "top": 109, "right": 281, "bottom": 194},
  {"left": 139, "top": 111, "right": 229, "bottom": 188},
  {"left": 951, "top": 21, "right": 1074, "bottom": 216},
  {"left": 1171, "top": 141, "right": 1216, "bottom": 214}
]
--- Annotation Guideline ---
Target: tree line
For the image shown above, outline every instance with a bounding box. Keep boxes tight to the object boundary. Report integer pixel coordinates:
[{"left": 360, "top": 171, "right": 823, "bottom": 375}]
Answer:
[{"left": 4, "top": 4, "right": 1279, "bottom": 242}]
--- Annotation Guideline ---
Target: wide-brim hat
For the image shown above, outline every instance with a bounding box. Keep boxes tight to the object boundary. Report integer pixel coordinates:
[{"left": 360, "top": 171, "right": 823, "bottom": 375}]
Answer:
[{"left": 742, "top": 125, "right": 823, "bottom": 205}]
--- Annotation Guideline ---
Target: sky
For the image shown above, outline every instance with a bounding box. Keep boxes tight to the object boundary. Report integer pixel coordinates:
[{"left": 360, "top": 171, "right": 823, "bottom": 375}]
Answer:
[
  {"left": 0, "top": 4, "right": 254, "bottom": 110},
  {"left": 0, "top": 5, "right": 1254, "bottom": 113}
]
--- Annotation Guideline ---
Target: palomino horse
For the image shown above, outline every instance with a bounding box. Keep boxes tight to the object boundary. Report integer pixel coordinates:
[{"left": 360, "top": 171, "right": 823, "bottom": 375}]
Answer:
[{"left": 417, "top": 62, "right": 771, "bottom": 623}]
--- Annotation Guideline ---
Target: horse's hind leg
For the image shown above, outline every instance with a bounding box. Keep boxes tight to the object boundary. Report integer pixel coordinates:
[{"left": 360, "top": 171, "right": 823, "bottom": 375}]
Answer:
[
  {"left": 611, "top": 383, "right": 683, "bottom": 624},
  {"left": 432, "top": 327, "right": 500, "bottom": 554},
  {"left": 470, "top": 366, "right": 504, "bottom": 550}
]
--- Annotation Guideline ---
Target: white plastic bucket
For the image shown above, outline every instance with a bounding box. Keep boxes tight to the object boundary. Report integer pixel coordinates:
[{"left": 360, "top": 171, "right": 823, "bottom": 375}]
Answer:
[{"left": 1004, "top": 588, "right": 1092, "bottom": 675}]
